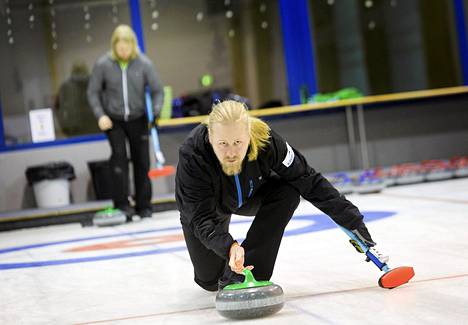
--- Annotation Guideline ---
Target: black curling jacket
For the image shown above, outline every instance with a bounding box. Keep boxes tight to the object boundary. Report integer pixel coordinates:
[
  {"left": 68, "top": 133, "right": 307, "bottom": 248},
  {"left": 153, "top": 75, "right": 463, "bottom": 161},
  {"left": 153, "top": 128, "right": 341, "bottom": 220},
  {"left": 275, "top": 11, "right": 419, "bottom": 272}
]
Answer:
[{"left": 176, "top": 124, "right": 364, "bottom": 259}]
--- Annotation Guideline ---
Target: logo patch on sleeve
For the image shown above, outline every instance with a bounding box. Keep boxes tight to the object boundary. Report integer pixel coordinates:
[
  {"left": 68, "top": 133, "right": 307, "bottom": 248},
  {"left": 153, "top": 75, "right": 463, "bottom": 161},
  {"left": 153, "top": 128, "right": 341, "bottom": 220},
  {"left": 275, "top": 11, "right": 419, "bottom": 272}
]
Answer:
[{"left": 282, "top": 142, "right": 295, "bottom": 167}]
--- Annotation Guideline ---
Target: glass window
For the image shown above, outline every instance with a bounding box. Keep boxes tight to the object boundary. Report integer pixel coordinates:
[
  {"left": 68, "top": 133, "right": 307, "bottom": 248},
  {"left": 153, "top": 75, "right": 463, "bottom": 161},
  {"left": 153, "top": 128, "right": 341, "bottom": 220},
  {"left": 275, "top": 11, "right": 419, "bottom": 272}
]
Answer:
[
  {"left": 309, "top": 0, "right": 461, "bottom": 95},
  {"left": 140, "top": 0, "right": 288, "bottom": 117},
  {"left": 0, "top": 0, "right": 131, "bottom": 145}
]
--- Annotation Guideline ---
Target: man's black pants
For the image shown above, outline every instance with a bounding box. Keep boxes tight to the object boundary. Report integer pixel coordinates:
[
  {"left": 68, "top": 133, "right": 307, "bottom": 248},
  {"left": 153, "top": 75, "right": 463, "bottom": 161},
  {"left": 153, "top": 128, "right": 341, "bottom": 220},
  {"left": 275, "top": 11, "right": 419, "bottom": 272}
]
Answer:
[
  {"left": 182, "top": 180, "right": 300, "bottom": 291},
  {"left": 105, "top": 116, "right": 152, "bottom": 213}
]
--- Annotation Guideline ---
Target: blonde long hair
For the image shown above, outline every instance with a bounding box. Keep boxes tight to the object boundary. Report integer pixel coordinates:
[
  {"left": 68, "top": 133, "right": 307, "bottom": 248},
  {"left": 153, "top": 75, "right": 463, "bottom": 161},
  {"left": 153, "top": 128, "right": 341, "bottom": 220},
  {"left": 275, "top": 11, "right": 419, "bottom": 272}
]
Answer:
[
  {"left": 110, "top": 25, "right": 139, "bottom": 60},
  {"left": 205, "top": 100, "right": 270, "bottom": 161}
]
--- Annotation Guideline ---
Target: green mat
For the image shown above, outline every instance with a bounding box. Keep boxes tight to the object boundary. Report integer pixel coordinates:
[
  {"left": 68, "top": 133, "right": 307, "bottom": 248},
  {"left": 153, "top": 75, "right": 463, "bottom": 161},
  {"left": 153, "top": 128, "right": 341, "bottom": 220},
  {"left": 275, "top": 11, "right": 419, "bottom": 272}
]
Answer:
[{"left": 309, "top": 87, "right": 363, "bottom": 103}]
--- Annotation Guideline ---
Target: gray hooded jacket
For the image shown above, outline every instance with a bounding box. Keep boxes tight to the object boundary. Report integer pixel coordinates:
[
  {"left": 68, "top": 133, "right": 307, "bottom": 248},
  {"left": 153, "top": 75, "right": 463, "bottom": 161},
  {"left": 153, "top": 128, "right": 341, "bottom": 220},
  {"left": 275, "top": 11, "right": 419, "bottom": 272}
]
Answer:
[{"left": 87, "top": 53, "right": 164, "bottom": 121}]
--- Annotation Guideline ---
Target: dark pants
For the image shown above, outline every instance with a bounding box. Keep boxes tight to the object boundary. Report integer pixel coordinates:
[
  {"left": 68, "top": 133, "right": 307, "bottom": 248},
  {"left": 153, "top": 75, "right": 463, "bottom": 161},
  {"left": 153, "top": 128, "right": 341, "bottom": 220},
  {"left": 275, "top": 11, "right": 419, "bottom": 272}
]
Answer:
[
  {"left": 182, "top": 180, "right": 300, "bottom": 291},
  {"left": 106, "top": 116, "right": 151, "bottom": 213}
]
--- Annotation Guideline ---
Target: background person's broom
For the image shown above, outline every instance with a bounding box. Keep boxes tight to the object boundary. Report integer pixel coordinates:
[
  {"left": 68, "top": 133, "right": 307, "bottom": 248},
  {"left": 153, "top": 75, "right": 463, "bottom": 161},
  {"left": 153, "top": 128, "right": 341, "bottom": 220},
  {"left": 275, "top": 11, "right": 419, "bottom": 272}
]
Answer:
[{"left": 145, "top": 92, "right": 176, "bottom": 178}]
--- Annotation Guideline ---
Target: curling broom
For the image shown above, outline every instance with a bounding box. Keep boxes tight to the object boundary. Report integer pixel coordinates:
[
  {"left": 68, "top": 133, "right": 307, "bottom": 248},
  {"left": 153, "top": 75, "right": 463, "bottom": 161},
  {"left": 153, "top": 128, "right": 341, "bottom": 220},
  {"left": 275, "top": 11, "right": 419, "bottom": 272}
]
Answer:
[
  {"left": 145, "top": 92, "right": 175, "bottom": 178},
  {"left": 340, "top": 225, "right": 415, "bottom": 289}
]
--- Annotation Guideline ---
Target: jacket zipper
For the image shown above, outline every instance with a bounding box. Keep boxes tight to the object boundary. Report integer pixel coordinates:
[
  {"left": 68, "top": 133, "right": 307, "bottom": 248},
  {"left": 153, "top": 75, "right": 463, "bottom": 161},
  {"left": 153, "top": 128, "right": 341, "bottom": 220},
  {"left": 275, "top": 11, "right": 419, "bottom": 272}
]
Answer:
[
  {"left": 121, "top": 67, "right": 130, "bottom": 121},
  {"left": 248, "top": 179, "right": 253, "bottom": 198},
  {"left": 234, "top": 174, "right": 243, "bottom": 208}
]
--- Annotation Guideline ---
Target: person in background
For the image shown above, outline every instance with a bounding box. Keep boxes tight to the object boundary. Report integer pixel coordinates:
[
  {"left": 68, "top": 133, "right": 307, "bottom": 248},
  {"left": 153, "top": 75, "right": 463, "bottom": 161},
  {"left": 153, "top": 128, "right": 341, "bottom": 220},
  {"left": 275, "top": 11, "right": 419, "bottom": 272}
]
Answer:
[
  {"left": 87, "top": 24, "right": 164, "bottom": 221},
  {"left": 55, "top": 61, "right": 99, "bottom": 136}
]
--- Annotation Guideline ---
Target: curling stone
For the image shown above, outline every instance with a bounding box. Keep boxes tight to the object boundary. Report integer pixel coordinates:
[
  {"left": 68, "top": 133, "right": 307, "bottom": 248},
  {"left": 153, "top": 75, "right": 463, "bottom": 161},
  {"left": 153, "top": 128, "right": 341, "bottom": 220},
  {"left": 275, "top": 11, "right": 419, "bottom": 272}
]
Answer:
[
  {"left": 329, "top": 172, "right": 354, "bottom": 194},
  {"left": 354, "top": 170, "right": 386, "bottom": 194},
  {"left": 455, "top": 167, "right": 468, "bottom": 178},
  {"left": 423, "top": 160, "right": 453, "bottom": 182},
  {"left": 394, "top": 163, "right": 425, "bottom": 185},
  {"left": 215, "top": 269, "right": 284, "bottom": 320},
  {"left": 451, "top": 156, "right": 468, "bottom": 177},
  {"left": 93, "top": 207, "right": 126, "bottom": 227}
]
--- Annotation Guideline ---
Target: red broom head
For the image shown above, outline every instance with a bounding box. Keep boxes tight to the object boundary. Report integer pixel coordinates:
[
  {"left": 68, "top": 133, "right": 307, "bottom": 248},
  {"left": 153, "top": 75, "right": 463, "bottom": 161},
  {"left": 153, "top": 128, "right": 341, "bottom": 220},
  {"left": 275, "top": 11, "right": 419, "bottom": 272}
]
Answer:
[
  {"left": 148, "top": 165, "right": 176, "bottom": 178},
  {"left": 379, "top": 266, "right": 415, "bottom": 289}
]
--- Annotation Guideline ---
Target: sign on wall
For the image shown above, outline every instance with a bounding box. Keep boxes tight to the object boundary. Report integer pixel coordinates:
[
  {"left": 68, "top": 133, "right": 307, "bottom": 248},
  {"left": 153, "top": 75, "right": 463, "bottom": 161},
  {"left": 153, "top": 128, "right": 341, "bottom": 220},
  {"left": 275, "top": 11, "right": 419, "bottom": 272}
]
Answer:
[{"left": 29, "top": 108, "right": 56, "bottom": 143}]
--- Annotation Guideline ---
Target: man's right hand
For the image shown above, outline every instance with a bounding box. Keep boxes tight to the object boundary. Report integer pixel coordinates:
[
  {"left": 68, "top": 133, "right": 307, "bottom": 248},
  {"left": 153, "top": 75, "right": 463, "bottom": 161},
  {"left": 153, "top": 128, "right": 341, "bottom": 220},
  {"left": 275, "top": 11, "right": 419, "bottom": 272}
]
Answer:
[
  {"left": 229, "top": 242, "right": 254, "bottom": 274},
  {"left": 98, "top": 115, "right": 113, "bottom": 131}
]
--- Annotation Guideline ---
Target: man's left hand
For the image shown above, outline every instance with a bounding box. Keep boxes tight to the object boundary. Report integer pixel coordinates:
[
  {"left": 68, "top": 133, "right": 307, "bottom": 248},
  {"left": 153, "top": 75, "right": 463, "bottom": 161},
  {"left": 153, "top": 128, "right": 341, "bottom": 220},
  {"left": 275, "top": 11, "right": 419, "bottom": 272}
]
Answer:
[{"left": 351, "top": 222, "right": 376, "bottom": 247}]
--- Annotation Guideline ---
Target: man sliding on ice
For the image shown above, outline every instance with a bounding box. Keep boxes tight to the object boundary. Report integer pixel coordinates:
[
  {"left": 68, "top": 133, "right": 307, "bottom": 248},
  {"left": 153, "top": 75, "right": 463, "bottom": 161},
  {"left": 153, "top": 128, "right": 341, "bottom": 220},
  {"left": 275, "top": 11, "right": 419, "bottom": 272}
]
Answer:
[{"left": 176, "top": 100, "right": 382, "bottom": 291}]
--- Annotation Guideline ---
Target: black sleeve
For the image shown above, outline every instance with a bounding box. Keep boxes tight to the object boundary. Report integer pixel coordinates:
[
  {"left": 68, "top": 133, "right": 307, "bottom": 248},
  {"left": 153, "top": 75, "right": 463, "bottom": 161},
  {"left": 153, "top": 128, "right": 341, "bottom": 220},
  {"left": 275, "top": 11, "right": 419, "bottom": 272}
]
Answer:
[
  {"left": 87, "top": 60, "right": 105, "bottom": 119},
  {"left": 176, "top": 151, "right": 235, "bottom": 259},
  {"left": 267, "top": 130, "right": 363, "bottom": 230}
]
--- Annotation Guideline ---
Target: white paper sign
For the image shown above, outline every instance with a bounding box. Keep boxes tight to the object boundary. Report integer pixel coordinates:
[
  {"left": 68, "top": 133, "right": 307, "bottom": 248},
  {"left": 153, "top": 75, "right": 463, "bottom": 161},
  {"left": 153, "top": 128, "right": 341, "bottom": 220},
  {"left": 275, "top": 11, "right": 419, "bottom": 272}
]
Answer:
[{"left": 29, "top": 108, "right": 55, "bottom": 143}]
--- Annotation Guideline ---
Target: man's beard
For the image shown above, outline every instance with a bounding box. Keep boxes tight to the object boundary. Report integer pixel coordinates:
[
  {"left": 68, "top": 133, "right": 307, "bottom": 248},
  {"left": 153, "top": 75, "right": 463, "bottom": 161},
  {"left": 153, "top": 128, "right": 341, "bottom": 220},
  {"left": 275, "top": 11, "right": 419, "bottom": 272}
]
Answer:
[{"left": 221, "top": 160, "right": 243, "bottom": 176}]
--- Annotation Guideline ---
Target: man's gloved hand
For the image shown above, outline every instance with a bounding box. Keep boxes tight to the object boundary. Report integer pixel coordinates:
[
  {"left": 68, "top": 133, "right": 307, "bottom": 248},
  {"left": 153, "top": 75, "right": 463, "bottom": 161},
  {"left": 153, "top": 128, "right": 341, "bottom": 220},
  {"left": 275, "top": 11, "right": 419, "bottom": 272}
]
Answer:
[
  {"left": 351, "top": 221, "right": 376, "bottom": 247},
  {"left": 349, "top": 221, "right": 389, "bottom": 264}
]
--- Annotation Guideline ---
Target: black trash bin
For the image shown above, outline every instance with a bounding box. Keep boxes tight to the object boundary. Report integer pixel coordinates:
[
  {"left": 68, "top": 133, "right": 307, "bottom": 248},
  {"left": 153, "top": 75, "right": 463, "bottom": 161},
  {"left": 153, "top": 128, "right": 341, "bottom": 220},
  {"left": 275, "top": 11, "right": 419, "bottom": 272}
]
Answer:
[
  {"left": 25, "top": 161, "right": 75, "bottom": 208},
  {"left": 87, "top": 160, "right": 113, "bottom": 200}
]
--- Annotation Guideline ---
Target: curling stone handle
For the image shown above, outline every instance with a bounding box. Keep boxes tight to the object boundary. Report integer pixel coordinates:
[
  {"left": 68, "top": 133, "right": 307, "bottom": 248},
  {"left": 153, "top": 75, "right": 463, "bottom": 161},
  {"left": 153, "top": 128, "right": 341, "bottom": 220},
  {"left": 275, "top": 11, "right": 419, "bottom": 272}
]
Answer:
[
  {"left": 242, "top": 268, "right": 257, "bottom": 284},
  {"left": 222, "top": 269, "right": 273, "bottom": 290}
]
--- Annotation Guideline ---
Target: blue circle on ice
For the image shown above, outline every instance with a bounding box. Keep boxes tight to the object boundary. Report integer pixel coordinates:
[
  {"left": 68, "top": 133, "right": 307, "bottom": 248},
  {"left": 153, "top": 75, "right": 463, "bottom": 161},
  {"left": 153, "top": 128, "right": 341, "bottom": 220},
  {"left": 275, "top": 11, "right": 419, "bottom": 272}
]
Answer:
[{"left": 0, "top": 211, "right": 395, "bottom": 270}]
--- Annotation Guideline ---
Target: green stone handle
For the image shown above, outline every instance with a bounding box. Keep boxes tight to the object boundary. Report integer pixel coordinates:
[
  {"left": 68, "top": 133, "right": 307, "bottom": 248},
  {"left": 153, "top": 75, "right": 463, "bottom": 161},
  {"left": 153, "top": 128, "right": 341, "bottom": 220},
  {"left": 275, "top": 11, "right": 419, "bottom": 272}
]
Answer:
[{"left": 223, "top": 268, "right": 273, "bottom": 290}]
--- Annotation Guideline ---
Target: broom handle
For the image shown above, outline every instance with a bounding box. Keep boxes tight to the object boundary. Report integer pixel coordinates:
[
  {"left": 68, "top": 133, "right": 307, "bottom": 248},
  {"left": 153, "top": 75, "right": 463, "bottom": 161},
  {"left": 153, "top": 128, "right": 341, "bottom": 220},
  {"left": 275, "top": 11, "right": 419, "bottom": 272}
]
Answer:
[
  {"left": 145, "top": 91, "right": 165, "bottom": 167},
  {"left": 339, "top": 225, "right": 390, "bottom": 272}
]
